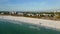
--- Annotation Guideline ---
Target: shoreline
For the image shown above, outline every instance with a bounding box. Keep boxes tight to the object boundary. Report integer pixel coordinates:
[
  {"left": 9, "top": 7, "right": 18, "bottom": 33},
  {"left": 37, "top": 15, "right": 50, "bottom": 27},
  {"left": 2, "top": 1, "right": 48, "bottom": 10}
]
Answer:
[{"left": 0, "top": 15, "right": 60, "bottom": 30}]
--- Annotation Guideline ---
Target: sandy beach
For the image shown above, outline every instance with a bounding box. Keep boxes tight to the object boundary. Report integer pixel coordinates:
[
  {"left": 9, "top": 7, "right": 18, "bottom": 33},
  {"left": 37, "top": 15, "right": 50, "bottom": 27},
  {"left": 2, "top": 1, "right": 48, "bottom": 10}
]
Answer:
[{"left": 0, "top": 16, "right": 60, "bottom": 30}]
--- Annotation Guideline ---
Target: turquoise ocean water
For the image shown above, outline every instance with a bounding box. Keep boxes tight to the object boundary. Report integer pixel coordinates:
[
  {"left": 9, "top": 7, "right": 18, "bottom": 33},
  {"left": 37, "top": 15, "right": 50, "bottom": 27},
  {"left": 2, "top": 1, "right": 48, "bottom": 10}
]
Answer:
[{"left": 0, "top": 19, "right": 60, "bottom": 34}]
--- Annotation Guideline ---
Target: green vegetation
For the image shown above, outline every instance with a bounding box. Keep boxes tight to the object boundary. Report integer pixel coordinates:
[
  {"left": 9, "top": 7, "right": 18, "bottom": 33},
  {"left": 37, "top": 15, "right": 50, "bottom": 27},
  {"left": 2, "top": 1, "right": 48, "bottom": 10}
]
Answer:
[
  {"left": 52, "top": 12, "right": 60, "bottom": 20},
  {"left": 0, "top": 11, "right": 60, "bottom": 20}
]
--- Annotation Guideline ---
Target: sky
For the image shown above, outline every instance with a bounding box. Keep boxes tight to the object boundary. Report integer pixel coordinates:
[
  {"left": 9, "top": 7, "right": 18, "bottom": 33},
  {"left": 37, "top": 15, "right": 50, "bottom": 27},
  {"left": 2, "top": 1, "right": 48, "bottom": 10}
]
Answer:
[{"left": 0, "top": 0, "right": 60, "bottom": 11}]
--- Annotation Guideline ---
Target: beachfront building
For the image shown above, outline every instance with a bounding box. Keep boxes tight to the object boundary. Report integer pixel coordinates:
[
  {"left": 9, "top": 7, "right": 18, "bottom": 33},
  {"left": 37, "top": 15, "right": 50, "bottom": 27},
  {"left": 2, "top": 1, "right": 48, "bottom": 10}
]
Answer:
[
  {"left": 11, "top": 12, "right": 16, "bottom": 15},
  {"left": 16, "top": 12, "right": 24, "bottom": 16},
  {"left": 0, "top": 11, "right": 58, "bottom": 18},
  {"left": 0, "top": 12, "right": 4, "bottom": 15},
  {"left": 42, "top": 14, "right": 54, "bottom": 17},
  {"left": 26, "top": 13, "right": 35, "bottom": 16},
  {"left": 0, "top": 11, "right": 10, "bottom": 15},
  {"left": 36, "top": 14, "right": 41, "bottom": 16}
]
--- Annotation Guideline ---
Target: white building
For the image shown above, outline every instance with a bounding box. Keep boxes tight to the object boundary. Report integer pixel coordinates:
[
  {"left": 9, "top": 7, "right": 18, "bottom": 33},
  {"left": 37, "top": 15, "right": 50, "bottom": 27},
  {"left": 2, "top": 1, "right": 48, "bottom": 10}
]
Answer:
[
  {"left": 0, "top": 13, "right": 4, "bottom": 14},
  {"left": 11, "top": 12, "right": 16, "bottom": 14},
  {"left": 27, "top": 14, "right": 34, "bottom": 16},
  {"left": 36, "top": 14, "right": 41, "bottom": 16},
  {"left": 17, "top": 13, "right": 24, "bottom": 15}
]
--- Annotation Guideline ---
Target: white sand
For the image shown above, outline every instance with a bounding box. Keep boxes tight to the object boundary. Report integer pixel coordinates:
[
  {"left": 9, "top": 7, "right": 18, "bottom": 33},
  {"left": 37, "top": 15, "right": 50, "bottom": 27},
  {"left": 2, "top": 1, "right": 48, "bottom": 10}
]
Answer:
[{"left": 0, "top": 16, "right": 60, "bottom": 30}]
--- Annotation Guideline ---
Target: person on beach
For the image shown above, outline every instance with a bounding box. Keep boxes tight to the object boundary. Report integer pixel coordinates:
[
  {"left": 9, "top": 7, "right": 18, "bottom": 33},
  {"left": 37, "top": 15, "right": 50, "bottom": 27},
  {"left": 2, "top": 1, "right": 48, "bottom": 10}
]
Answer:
[{"left": 39, "top": 23, "right": 42, "bottom": 25}]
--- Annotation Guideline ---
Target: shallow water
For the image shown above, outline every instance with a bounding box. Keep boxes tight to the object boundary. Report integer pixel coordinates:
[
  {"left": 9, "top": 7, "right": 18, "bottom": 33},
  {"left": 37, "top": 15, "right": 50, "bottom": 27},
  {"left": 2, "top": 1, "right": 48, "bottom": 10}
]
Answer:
[{"left": 0, "top": 19, "right": 60, "bottom": 34}]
